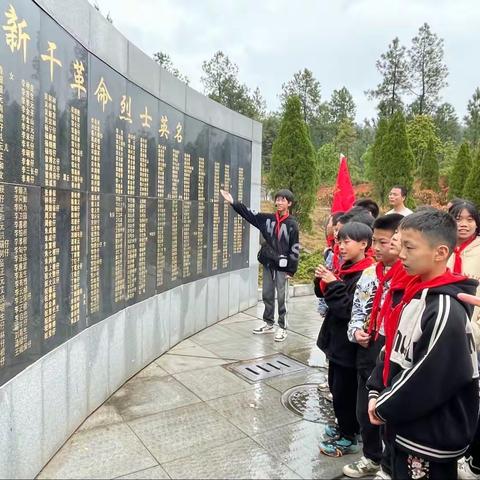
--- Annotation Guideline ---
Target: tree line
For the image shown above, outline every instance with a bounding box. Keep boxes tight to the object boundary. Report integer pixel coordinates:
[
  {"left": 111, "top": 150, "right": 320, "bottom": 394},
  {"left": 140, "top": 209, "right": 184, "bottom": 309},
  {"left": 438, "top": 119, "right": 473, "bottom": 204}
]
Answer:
[{"left": 154, "top": 23, "right": 480, "bottom": 230}]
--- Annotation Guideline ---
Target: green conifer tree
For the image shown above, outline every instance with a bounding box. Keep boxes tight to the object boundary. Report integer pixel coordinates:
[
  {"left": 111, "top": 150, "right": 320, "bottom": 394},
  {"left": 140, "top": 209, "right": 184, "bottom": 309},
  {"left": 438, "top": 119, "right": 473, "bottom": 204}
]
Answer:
[
  {"left": 419, "top": 137, "right": 439, "bottom": 190},
  {"left": 317, "top": 143, "right": 338, "bottom": 185},
  {"left": 463, "top": 149, "right": 480, "bottom": 207},
  {"left": 449, "top": 143, "right": 472, "bottom": 199},
  {"left": 378, "top": 111, "right": 414, "bottom": 204},
  {"left": 269, "top": 95, "right": 317, "bottom": 231},
  {"left": 369, "top": 117, "right": 389, "bottom": 200}
]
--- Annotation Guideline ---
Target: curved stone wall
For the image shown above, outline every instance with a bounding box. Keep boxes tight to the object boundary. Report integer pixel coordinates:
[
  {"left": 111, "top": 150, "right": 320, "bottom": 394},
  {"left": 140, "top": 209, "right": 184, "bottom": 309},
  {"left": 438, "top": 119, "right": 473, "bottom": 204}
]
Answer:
[{"left": 0, "top": 0, "right": 261, "bottom": 477}]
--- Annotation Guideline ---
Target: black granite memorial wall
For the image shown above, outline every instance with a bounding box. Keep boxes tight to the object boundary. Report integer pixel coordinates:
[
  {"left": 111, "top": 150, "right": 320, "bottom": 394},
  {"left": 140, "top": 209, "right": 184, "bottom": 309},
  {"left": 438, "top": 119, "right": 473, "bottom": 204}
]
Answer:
[{"left": 0, "top": 0, "right": 251, "bottom": 386}]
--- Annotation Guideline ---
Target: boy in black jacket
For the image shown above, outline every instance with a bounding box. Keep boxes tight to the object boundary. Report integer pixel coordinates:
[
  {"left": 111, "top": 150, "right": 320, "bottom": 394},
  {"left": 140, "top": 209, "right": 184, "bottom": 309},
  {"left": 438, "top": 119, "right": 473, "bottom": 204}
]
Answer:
[
  {"left": 343, "top": 214, "right": 405, "bottom": 477},
  {"left": 315, "top": 222, "right": 375, "bottom": 456},
  {"left": 368, "top": 209, "right": 479, "bottom": 479},
  {"left": 220, "top": 188, "right": 299, "bottom": 342}
]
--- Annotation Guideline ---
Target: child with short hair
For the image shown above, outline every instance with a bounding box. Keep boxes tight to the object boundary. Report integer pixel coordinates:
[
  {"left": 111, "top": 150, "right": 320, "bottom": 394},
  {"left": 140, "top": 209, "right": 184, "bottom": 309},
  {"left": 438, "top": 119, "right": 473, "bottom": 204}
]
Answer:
[
  {"left": 315, "top": 222, "right": 375, "bottom": 456},
  {"left": 368, "top": 209, "right": 479, "bottom": 479},
  {"left": 447, "top": 200, "right": 480, "bottom": 480},
  {"left": 220, "top": 188, "right": 299, "bottom": 342},
  {"left": 342, "top": 213, "right": 405, "bottom": 477}
]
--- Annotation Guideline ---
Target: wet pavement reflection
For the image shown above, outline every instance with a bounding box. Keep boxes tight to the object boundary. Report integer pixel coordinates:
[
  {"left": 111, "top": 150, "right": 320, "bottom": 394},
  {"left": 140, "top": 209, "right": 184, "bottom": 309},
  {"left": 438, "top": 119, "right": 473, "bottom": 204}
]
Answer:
[{"left": 39, "top": 295, "right": 361, "bottom": 479}]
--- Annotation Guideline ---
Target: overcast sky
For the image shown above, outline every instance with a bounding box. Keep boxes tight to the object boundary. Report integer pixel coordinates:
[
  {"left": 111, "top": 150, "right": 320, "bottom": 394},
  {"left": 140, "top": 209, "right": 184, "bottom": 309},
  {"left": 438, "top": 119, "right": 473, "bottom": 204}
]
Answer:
[{"left": 93, "top": 0, "right": 480, "bottom": 123}]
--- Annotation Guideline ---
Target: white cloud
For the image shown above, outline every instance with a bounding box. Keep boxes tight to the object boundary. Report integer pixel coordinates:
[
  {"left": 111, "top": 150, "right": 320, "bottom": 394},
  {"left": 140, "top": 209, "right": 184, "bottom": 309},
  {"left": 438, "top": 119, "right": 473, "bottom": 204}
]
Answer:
[{"left": 93, "top": 0, "right": 480, "bottom": 122}]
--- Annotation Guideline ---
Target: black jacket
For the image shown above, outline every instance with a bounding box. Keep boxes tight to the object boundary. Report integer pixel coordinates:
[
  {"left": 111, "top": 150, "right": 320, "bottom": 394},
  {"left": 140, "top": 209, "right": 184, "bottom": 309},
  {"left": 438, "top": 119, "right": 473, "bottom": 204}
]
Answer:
[
  {"left": 369, "top": 279, "right": 479, "bottom": 462},
  {"left": 231, "top": 202, "right": 300, "bottom": 275},
  {"left": 315, "top": 265, "right": 364, "bottom": 368}
]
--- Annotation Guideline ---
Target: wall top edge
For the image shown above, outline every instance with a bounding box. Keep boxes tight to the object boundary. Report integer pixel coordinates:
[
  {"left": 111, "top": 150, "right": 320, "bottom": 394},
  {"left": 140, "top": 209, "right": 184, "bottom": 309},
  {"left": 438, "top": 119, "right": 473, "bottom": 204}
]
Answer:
[{"left": 31, "top": 0, "right": 256, "bottom": 141}]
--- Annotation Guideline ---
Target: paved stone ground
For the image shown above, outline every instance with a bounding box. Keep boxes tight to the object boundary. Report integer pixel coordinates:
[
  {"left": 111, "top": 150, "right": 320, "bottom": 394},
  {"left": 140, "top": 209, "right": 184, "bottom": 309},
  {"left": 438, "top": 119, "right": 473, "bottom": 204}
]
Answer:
[{"left": 39, "top": 296, "right": 361, "bottom": 479}]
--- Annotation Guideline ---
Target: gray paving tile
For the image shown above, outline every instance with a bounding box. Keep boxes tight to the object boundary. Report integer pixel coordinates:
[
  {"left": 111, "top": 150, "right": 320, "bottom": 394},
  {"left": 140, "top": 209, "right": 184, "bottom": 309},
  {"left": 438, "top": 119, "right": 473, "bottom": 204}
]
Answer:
[
  {"left": 268, "top": 332, "right": 315, "bottom": 354},
  {"left": 38, "top": 423, "right": 157, "bottom": 479},
  {"left": 221, "top": 319, "right": 269, "bottom": 337},
  {"left": 168, "top": 339, "right": 197, "bottom": 352},
  {"left": 107, "top": 375, "right": 201, "bottom": 421},
  {"left": 161, "top": 342, "right": 223, "bottom": 359},
  {"left": 156, "top": 353, "right": 229, "bottom": 374},
  {"left": 206, "top": 384, "right": 299, "bottom": 436},
  {"left": 189, "top": 324, "right": 247, "bottom": 346},
  {"left": 202, "top": 337, "right": 277, "bottom": 361},
  {"left": 118, "top": 465, "right": 170, "bottom": 479},
  {"left": 135, "top": 363, "right": 169, "bottom": 379},
  {"left": 174, "top": 366, "right": 256, "bottom": 400},
  {"left": 162, "top": 437, "right": 300, "bottom": 479},
  {"left": 128, "top": 402, "right": 246, "bottom": 464},
  {"left": 219, "top": 312, "right": 257, "bottom": 324},
  {"left": 288, "top": 346, "right": 328, "bottom": 368},
  {"left": 264, "top": 369, "right": 327, "bottom": 393},
  {"left": 78, "top": 404, "right": 124, "bottom": 431},
  {"left": 253, "top": 421, "right": 361, "bottom": 479},
  {"left": 243, "top": 304, "right": 264, "bottom": 319}
]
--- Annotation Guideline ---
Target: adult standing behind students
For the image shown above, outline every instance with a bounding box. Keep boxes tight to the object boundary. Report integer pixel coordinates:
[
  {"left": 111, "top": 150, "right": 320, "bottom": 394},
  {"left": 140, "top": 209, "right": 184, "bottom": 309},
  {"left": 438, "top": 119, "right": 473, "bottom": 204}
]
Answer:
[
  {"left": 386, "top": 186, "right": 413, "bottom": 216},
  {"left": 220, "top": 188, "right": 299, "bottom": 342}
]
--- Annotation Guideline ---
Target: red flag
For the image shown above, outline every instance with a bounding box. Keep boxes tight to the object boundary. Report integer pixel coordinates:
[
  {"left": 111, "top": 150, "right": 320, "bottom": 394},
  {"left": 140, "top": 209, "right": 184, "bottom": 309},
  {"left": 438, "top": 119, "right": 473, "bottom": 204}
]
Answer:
[{"left": 331, "top": 155, "right": 355, "bottom": 213}]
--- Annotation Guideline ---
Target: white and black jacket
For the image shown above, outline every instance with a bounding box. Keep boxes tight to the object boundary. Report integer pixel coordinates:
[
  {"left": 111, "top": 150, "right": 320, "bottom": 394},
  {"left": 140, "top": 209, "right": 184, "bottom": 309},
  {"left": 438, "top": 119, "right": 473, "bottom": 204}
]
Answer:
[
  {"left": 370, "top": 279, "right": 479, "bottom": 462},
  {"left": 231, "top": 202, "right": 300, "bottom": 275}
]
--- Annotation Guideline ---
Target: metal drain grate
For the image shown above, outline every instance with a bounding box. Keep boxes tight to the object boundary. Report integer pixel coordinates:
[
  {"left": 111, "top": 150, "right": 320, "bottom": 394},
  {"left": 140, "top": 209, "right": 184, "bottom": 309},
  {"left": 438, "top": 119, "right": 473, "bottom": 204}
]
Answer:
[
  {"left": 226, "top": 354, "right": 306, "bottom": 382},
  {"left": 281, "top": 384, "right": 336, "bottom": 423}
]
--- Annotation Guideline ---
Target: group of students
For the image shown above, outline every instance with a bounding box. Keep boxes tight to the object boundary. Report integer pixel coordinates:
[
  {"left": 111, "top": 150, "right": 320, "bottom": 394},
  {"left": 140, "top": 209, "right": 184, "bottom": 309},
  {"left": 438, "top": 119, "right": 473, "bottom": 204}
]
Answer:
[
  {"left": 315, "top": 189, "right": 480, "bottom": 480},
  {"left": 220, "top": 185, "right": 480, "bottom": 480}
]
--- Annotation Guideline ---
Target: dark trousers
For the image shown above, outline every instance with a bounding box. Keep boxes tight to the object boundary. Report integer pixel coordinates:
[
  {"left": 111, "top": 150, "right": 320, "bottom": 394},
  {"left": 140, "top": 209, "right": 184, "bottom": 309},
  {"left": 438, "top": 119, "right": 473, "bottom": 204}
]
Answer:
[
  {"left": 262, "top": 265, "right": 288, "bottom": 329},
  {"left": 357, "top": 370, "right": 382, "bottom": 463},
  {"left": 328, "top": 361, "right": 359, "bottom": 439},
  {"left": 391, "top": 446, "right": 457, "bottom": 480},
  {"left": 381, "top": 426, "right": 393, "bottom": 475}
]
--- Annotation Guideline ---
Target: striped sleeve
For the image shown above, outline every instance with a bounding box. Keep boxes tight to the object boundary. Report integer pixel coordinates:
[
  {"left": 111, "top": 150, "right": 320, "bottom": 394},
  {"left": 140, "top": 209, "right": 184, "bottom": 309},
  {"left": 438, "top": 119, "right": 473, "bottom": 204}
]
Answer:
[{"left": 375, "top": 295, "right": 476, "bottom": 424}]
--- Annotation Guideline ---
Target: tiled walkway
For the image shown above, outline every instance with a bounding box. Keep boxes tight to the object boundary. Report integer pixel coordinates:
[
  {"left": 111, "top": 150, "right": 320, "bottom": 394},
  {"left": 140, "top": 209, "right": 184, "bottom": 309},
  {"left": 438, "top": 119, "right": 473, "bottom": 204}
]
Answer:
[{"left": 39, "top": 296, "right": 360, "bottom": 479}]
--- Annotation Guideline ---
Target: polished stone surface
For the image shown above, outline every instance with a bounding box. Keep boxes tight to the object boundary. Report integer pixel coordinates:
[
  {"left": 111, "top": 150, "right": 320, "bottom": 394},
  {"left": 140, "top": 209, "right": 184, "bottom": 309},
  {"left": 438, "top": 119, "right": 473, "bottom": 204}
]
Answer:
[{"left": 39, "top": 296, "right": 359, "bottom": 479}]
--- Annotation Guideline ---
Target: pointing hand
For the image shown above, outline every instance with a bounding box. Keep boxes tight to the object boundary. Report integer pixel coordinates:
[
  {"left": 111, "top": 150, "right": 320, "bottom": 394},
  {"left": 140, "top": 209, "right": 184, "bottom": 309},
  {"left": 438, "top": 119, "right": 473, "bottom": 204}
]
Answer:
[{"left": 220, "top": 189, "right": 234, "bottom": 204}]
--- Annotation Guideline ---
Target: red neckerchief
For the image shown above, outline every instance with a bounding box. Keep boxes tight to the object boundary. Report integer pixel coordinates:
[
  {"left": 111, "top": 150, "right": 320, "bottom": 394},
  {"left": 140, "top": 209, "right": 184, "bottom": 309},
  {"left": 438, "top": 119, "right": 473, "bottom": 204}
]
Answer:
[
  {"left": 332, "top": 243, "right": 342, "bottom": 273},
  {"left": 326, "top": 235, "right": 335, "bottom": 249},
  {"left": 378, "top": 265, "right": 410, "bottom": 343},
  {"left": 275, "top": 211, "right": 289, "bottom": 239},
  {"left": 382, "top": 269, "right": 467, "bottom": 386},
  {"left": 338, "top": 256, "right": 375, "bottom": 277},
  {"left": 367, "top": 260, "right": 404, "bottom": 337},
  {"left": 453, "top": 235, "right": 477, "bottom": 274},
  {"left": 320, "top": 256, "right": 375, "bottom": 294}
]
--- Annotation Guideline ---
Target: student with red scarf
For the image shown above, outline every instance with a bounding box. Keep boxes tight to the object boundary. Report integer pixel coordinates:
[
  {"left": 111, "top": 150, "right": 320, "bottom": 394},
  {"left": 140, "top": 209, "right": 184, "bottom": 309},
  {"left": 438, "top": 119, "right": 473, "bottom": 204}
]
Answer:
[
  {"left": 446, "top": 201, "right": 480, "bottom": 480},
  {"left": 221, "top": 188, "right": 299, "bottom": 343},
  {"left": 342, "top": 214, "right": 405, "bottom": 477},
  {"left": 367, "top": 210, "right": 479, "bottom": 480},
  {"left": 314, "top": 222, "right": 375, "bottom": 457},
  {"left": 447, "top": 201, "right": 480, "bottom": 344}
]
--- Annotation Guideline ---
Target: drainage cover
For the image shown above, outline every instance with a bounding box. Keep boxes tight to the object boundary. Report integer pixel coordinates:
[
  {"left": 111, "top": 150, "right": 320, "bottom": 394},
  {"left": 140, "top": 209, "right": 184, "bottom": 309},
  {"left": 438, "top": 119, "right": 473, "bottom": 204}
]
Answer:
[
  {"left": 226, "top": 354, "right": 306, "bottom": 382},
  {"left": 281, "top": 384, "right": 336, "bottom": 424}
]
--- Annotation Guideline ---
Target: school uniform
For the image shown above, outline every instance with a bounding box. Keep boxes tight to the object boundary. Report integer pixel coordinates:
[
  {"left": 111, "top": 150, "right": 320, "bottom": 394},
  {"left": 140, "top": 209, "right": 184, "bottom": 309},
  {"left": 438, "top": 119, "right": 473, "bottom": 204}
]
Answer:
[
  {"left": 315, "top": 257, "right": 375, "bottom": 439},
  {"left": 370, "top": 272, "right": 479, "bottom": 479},
  {"left": 231, "top": 202, "right": 299, "bottom": 328}
]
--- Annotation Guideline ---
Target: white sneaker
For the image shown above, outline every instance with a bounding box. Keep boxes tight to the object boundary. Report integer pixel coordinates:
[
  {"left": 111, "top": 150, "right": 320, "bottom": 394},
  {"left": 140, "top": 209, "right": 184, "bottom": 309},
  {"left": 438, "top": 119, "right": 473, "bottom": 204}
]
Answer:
[
  {"left": 317, "top": 381, "right": 330, "bottom": 391},
  {"left": 274, "top": 328, "right": 287, "bottom": 342},
  {"left": 343, "top": 456, "right": 380, "bottom": 478},
  {"left": 373, "top": 468, "right": 392, "bottom": 480},
  {"left": 459, "top": 457, "right": 480, "bottom": 480},
  {"left": 252, "top": 322, "right": 275, "bottom": 334}
]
